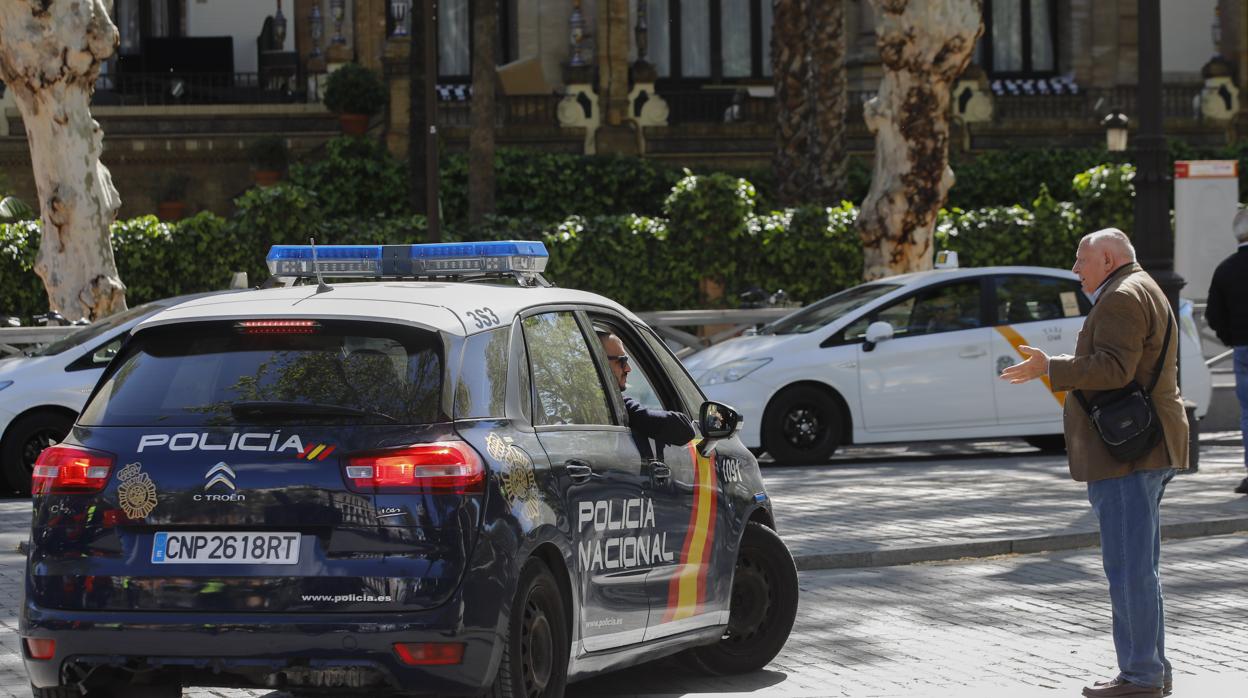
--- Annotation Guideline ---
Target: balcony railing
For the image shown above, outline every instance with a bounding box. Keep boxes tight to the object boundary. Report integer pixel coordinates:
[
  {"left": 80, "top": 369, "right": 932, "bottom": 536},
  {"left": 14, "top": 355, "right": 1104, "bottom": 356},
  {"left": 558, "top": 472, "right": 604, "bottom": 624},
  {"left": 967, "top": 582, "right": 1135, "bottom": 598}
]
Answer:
[
  {"left": 436, "top": 94, "right": 562, "bottom": 128},
  {"left": 994, "top": 84, "right": 1204, "bottom": 121},
  {"left": 92, "top": 72, "right": 305, "bottom": 106}
]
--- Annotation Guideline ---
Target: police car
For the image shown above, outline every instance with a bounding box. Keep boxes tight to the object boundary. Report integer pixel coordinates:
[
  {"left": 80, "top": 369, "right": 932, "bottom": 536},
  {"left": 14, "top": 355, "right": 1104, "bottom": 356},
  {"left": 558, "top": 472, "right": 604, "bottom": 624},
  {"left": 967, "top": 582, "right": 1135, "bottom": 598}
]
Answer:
[
  {"left": 21, "top": 241, "right": 798, "bottom": 697},
  {"left": 683, "top": 262, "right": 1212, "bottom": 465}
]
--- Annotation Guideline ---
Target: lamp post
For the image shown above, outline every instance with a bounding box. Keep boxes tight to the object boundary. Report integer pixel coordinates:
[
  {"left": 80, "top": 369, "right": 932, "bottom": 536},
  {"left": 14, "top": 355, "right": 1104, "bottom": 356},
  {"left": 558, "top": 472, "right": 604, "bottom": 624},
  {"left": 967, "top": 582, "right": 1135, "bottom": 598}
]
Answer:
[
  {"left": 1133, "top": 0, "right": 1183, "bottom": 314},
  {"left": 274, "top": 0, "right": 288, "bottom": 47},
  {"left": 1102, "top": 111, "right": 1129, "bottom": 152}
]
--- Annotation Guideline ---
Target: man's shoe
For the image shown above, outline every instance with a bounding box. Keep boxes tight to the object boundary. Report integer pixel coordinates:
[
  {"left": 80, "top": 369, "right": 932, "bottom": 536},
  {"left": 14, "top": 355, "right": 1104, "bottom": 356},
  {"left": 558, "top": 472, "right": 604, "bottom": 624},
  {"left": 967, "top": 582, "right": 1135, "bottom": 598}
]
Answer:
[
  {"left": 1095, "top": 677, "right": 1173, "bottom": 696},
  {"left": 1083, "top": 677, "right": 1162, "bottom": 698},
  {"left": 1235, "top": 476, "right": 1248, "bottom": 494}
]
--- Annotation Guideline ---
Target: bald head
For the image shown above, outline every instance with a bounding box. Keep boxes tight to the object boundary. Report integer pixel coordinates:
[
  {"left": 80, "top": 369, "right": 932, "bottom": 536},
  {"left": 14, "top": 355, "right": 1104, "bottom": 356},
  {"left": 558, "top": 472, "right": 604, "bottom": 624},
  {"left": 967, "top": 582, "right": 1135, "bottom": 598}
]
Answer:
[
  {"left": 1234, "top": 208, "right": 1248, "bottom": 243},
  {"left": 1072, "top": 228, "right": 1136, "bottom": 295}
]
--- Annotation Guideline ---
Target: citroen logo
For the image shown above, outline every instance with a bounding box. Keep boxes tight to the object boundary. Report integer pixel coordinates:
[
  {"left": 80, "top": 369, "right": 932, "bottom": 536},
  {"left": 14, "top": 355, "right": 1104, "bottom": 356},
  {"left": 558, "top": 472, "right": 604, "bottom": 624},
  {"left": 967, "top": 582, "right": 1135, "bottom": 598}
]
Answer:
[{"left": 204, "top": 462, "right": 237, "bottom": 491}]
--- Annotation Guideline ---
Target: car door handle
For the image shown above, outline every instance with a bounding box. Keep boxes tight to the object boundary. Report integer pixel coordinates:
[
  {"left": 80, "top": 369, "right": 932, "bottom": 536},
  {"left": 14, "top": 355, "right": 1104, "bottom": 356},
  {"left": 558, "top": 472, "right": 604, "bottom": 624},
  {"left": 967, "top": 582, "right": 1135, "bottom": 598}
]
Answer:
[
  {"left": 650, "top": 461, "right": 671, "bottom": 485},
  {"left": 959, "top": 347, "right": 987, "bottom": 358},
  {"left": 564, "top": 460, "right": 593, "bottom": 483}
]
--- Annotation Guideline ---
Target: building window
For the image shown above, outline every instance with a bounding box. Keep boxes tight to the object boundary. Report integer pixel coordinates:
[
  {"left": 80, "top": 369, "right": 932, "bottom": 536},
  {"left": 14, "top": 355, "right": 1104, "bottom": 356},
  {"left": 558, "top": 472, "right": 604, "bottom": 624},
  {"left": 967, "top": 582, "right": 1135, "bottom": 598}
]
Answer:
[
  {"left": 437, "top": 0, "right": 517, "bottom": 81},
  {"left": 981, "top": 0, "right": 1057, "bottom": 76},
  {"left": 647, "top": 0, "right": 774, "bottom": 84}
]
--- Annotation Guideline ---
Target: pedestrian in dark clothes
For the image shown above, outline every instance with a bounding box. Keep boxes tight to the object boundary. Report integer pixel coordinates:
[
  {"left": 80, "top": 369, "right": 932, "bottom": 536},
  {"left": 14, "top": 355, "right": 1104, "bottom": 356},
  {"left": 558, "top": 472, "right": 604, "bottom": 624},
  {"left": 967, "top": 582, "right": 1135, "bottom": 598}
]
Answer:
[{"left": 1205, "top": 208, "right": 1248, "bottom": 495}]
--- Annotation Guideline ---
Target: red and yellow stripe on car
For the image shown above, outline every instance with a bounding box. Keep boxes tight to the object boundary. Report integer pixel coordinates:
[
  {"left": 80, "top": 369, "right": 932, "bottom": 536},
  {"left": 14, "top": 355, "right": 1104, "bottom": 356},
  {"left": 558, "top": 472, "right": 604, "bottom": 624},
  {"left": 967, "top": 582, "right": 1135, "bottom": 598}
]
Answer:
[
  {"left": 299, "top": 443, "right": 337, "bottom": 461},
  {"left": 662, "top": 443, "right": 718, "bottom": 623},
  {"left": 995, "top": 326, "right": 1066, "bottom": 406}
]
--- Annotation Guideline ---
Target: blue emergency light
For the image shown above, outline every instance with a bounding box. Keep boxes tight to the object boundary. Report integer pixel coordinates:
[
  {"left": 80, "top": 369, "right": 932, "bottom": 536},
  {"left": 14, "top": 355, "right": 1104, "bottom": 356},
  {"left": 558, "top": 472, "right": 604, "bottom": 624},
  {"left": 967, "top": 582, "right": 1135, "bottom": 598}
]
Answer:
[{"left": 266, "top": 241, "right": 549, "bottom": 280}]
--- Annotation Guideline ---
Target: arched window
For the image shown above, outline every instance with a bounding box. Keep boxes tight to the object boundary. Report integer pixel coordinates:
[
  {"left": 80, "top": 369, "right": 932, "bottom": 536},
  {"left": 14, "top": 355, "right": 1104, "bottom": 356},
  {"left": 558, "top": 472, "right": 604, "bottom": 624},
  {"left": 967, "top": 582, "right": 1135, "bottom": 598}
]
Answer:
[
  {"left": 645, "top": 0, "right": 774, "bottom": 84},
  {"left": 981, "top": 0, "right": 1057, "bottom": 77}
]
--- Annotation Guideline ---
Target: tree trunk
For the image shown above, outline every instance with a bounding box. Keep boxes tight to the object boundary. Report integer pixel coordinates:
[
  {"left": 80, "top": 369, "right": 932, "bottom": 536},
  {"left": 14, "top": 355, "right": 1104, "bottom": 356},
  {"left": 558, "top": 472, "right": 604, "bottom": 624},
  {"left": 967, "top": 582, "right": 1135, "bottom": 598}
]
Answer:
[
  {"left": 409, "top": 0, "right": 429, "bottom": 218},
  {"left": 809, "top": 0, "right": 847, "bottom": 205},
  {"left": 772, "top": 0, "right": 811, "bottom": 206},
  {"left": 468, "top": 0, "right": 497, "bottom": 229},
  {"left": 773, "top": 0, "right": 847, "bottom": 207},
  {"left": 856, "top": 0, "right": 981, "bottom": 280},
  {"left": 0, "top": 0, "right": 125, "bottom": 320}
]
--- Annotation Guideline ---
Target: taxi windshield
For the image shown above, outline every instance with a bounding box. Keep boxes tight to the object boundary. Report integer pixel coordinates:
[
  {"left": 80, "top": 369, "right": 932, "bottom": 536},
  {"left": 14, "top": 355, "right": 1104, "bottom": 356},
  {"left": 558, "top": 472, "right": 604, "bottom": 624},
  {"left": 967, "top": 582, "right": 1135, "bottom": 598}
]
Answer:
[
  {"left": 761, "top": 283, "right": 901, "bottom": 335},
  {"left": 79, "top": 320, "right": 445, "bottom": 427}
]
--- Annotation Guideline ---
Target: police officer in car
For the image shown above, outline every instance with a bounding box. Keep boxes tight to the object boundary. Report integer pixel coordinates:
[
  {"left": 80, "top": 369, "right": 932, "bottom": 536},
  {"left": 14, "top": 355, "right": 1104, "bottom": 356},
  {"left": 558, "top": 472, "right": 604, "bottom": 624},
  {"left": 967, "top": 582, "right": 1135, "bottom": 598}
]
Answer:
[{"left": 597, "top": 331, "right": 695, "bottom": 459}]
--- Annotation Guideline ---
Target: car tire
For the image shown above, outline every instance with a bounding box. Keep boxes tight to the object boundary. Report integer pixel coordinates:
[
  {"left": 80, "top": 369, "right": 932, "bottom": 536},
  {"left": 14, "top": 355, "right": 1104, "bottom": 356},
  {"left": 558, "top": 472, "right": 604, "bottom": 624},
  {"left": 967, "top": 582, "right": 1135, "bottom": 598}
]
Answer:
[
  {"left": 763, "top": 386, "right": 842, "bottom": 465},
  {"left": 1, "top": 410, "right": 75, "bottom": 496},
  {"left": 487, "top": 558, "right": 569, "bottom": 698},
  {"left": 682, "top": 521, "right": 798, "bottom": 676},
  {"left": 1023, "top": 434, "right": 1066, "bottom": 452}
]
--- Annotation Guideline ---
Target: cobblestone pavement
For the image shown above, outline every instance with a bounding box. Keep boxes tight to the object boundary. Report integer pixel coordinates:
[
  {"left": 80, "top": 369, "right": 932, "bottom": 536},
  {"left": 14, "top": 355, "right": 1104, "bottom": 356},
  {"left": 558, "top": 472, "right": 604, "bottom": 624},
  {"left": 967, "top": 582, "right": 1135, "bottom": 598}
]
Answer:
[{"left": 1, "top": 437, "right": 1245, "bottom": 697}]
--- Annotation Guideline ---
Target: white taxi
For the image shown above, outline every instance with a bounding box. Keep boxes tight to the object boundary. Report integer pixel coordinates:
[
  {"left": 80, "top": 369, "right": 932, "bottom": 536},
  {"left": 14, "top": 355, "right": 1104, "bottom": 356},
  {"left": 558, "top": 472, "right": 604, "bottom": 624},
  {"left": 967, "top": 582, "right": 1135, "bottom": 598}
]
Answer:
[{"left": 682, "top": 266, "right": 1211, "bottom": 465}]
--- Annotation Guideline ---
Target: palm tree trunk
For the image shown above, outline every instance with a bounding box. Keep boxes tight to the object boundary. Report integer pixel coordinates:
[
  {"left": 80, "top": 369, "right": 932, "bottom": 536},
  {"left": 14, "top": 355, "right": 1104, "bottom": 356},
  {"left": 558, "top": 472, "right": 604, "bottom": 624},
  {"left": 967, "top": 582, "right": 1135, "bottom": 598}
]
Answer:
[
  {"left": 809, "top": 0, "right": 847, "bottom": 205},
  {"left": 772, "top": 0, "right": 810, "bottom": 206},
  {"left": 468, "top": 0, "right": 497, "bottom": 229}
]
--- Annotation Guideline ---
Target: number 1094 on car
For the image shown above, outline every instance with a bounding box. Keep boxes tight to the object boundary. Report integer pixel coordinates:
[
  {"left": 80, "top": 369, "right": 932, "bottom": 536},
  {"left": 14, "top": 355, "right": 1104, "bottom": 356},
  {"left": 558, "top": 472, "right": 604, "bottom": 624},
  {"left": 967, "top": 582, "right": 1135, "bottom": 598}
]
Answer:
[{"left": 152, "top": 532, "right": 300, "bottom": 564}]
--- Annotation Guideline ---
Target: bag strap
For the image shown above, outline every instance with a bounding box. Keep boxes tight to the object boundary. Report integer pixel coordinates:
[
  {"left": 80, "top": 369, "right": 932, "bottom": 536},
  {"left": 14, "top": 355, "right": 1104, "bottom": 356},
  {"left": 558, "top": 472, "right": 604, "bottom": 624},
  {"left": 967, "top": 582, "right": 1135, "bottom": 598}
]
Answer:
[{"left": 1071, "top": 308, "right": 1174, "bottom": 413}]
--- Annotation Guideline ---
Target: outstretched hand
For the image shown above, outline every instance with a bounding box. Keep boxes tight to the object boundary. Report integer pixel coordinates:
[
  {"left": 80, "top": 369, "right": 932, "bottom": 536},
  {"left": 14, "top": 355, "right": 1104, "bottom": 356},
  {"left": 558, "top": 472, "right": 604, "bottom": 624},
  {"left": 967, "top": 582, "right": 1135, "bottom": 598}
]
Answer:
[{"left": 999, "top": 345, "right": 1050, "bottom": 384}]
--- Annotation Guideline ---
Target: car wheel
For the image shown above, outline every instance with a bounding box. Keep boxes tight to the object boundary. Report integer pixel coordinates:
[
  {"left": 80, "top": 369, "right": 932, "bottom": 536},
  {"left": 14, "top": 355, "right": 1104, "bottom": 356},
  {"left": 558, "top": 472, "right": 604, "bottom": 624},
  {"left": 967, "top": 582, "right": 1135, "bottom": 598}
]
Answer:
[
  {"left": 682, "top": 522, "right": 798, "bottom": 676},
  {"left": 488, "top": 558, "right": 569, "bottom": 698},
  {"left": 1, "top": 410, "right": 75, "bottom": 496},
  {"left": 763, "top": 386, "right": 842, "bottom": 465},
  {"left": 1023, "top": 434, "right": 1066, "bottom": 452}
]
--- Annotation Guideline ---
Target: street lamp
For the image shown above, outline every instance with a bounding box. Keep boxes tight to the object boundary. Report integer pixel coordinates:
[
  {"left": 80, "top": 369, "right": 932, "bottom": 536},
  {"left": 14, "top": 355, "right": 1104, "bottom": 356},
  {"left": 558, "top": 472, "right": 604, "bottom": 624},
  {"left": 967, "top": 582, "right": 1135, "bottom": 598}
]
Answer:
[
  {"left": 273, "top": 0, "right": 288, "bottom": 47},
  {"left": 1102, "top": 111, "right": 1129, "bottom": 152}
]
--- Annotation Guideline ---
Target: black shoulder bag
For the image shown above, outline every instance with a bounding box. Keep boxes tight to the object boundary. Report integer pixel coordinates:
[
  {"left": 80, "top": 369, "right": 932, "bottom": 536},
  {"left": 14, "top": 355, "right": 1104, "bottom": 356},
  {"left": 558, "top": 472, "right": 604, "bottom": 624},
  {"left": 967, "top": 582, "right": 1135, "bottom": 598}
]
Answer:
[{"left": 1072, "top": 313, "right": 1172, "bottom": 462}]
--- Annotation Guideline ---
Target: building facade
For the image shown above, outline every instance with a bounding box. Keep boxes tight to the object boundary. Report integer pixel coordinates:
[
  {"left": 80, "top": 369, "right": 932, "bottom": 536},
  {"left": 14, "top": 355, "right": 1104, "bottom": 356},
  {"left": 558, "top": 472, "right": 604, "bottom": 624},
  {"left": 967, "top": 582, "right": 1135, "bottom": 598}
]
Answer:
[{"left": 1, "top": 0, "right": 1244, "bottom": 217}]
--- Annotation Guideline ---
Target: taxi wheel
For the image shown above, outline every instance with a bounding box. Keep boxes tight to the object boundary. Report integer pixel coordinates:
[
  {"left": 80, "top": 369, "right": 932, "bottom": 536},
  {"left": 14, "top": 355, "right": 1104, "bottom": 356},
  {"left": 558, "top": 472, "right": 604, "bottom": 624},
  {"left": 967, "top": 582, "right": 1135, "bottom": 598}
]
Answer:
[
  {"left": 763, "top": 386, "right": 842, "bottom": 465},
  {"left": 490, "top": 559, "right": 569, "bottom": 698},
  {"left": 1, "top": 410, "right": 74, "bottom": 496},
  {"left": 683, "top": 522, "right": 798, "bottom": 676}
]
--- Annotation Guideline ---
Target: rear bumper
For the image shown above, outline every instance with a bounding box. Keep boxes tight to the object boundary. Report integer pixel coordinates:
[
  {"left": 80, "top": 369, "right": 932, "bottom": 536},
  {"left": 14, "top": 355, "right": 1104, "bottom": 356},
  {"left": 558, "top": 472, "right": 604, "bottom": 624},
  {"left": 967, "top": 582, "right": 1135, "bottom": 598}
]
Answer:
[{"left": 21, "top": 601, "right": 502, "bottom": 695}]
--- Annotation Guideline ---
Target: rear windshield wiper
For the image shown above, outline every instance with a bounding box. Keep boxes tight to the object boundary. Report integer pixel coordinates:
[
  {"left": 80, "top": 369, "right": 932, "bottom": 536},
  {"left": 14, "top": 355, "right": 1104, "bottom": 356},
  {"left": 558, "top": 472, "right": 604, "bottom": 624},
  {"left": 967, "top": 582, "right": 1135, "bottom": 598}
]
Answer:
[{"left": 229, "top": 401, "right": 399, "bottom": 424}]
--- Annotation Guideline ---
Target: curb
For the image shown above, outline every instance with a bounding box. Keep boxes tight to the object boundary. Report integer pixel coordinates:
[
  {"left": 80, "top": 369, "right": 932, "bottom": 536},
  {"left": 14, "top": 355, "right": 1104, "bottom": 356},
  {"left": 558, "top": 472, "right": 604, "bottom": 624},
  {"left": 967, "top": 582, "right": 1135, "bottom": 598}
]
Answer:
[{"left": 793, "top": 516, "right": 1248, "bottom": 571}]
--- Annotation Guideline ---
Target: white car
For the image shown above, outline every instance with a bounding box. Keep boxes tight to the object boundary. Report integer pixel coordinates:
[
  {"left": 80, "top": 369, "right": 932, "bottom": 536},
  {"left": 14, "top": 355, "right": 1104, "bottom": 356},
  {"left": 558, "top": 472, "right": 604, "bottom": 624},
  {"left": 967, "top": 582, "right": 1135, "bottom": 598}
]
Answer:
[
  {"left": 682, "top": 266, "right": 1212, "bottom": 466},
  {"left": 0, "top": 292, "right": 234, "bottom": 494}
]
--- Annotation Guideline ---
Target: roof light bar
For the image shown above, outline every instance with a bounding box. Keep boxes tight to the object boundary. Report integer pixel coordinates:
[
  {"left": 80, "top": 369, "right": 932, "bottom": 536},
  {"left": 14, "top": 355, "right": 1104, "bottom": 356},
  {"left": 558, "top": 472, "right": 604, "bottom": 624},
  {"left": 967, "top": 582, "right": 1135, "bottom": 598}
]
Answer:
[{"left": 266, "top": 241, "right": 548, "bottom": 280}]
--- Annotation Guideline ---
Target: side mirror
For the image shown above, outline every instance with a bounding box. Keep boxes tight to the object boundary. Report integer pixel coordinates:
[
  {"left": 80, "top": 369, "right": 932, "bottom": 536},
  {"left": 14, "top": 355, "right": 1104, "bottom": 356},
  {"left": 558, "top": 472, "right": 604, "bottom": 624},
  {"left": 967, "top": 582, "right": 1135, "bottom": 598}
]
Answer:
[
  {"left": 698, "top": 400, "right": 741, "bottom": 456},
  {"left": 862, "top": 321, "right": 894, "bottom": 352}
]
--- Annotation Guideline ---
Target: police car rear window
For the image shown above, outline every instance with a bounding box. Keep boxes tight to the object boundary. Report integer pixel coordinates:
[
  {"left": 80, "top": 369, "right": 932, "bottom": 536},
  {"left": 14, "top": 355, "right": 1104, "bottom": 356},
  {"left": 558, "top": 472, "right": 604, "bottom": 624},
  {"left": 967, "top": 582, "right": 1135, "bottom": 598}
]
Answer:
[{"left": 78, "top": 321, "right": 444, "bottom": 427}]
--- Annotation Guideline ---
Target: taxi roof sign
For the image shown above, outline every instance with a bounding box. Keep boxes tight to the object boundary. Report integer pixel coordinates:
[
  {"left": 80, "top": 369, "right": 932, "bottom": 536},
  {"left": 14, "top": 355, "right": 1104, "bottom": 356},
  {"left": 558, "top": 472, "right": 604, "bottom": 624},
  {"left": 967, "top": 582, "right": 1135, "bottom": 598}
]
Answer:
[{"left": 267, "top": 241, "right": 550, "bottom": 284}]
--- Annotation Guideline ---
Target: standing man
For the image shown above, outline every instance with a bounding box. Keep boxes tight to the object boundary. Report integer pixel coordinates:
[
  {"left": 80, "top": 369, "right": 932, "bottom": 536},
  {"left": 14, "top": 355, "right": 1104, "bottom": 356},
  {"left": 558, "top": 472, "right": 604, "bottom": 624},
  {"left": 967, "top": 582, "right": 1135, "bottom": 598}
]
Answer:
[
  {"left": 1001, "top": 228, "right": 1188, "bottom": 698},
  {"left": 1205, "top": 209, "right": 1248, "bottom": 496}
]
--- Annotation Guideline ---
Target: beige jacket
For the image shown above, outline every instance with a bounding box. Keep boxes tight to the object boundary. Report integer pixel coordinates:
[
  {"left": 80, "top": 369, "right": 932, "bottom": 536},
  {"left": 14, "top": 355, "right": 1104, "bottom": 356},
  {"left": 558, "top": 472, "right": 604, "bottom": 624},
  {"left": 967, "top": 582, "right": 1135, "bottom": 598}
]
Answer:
[{"left": 1048, "top": 263, "right": 1189, "bottom": 482}]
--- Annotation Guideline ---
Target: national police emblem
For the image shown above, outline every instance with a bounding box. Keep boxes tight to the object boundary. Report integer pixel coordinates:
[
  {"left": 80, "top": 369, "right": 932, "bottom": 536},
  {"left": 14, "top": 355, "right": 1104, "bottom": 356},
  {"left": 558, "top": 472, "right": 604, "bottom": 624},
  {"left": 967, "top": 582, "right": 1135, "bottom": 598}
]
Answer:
[
  {"left": 116, "top": 462, "right": 158, "bottom": 519},
  {"left": 490, "top": 433, "right": 540, "bottom": 519}
]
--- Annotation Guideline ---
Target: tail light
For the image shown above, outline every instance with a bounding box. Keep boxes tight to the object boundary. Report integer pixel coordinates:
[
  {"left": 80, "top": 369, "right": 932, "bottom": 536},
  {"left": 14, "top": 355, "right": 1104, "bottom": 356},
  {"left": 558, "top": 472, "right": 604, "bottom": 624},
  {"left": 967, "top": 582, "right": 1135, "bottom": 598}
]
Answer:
[
  {"left": 31, "top": 445, "right": 114, "bottom": 495},
  {"left": 234, "top": 319, "right": 321, "bottom": 334},
  {"left": 343, "top": 441, "right": 484, "bottom": 494},
  {"left": 23, "top": 637, "right": 56, "bottom": 660},
  {"left": 394, "top": 642, "right": 464, "bottom": 666}
]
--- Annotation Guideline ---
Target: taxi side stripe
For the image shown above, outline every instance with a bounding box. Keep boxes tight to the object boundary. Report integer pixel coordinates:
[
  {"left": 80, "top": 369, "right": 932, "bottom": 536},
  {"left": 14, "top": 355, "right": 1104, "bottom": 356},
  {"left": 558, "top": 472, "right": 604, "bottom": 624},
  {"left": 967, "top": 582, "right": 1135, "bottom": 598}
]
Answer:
[{"left": 995, "top": 325, "right": 1066, "bottom": 406}]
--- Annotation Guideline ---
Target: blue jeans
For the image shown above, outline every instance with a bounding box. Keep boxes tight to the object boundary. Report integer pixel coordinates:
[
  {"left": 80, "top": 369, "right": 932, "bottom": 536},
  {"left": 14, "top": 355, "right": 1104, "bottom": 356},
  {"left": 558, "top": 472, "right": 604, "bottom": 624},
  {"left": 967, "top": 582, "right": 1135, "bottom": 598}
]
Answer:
[
  {"left": 1087, "top": 467, "right": 1175, "bottom": 688},
  {"left": 1235, "top": 346, "right": 1248, "bottom": 467}
]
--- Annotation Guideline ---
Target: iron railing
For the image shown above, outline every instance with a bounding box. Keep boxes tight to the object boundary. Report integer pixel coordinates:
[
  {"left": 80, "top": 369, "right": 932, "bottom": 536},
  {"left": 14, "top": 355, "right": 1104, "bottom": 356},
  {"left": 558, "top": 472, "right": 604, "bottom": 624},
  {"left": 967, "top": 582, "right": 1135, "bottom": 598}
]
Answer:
[
  {"left": 436, "top": 94, "right": 562, "bottom": 128},
  {"left": 994, "top": 84, "right": 1204, "bottom": 121},
  {"left": 92, "top": 72, "right": 304, "bottom": 106}
]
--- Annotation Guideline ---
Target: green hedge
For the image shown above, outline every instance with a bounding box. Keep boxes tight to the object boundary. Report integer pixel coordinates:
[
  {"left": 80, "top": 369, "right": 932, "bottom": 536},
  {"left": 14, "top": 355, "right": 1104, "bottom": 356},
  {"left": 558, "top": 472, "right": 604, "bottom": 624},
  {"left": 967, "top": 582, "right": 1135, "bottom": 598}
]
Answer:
[{"left": 0, "top": 162, "right": 1146, "bottom": 320}]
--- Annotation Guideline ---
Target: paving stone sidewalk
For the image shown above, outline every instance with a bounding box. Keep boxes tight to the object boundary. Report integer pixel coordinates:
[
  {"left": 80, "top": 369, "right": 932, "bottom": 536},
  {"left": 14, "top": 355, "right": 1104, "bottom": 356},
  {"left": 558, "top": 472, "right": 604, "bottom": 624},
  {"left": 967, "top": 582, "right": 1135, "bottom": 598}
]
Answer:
[{"left": 767, "top": 435, "right": 1248, "bottom": 569}]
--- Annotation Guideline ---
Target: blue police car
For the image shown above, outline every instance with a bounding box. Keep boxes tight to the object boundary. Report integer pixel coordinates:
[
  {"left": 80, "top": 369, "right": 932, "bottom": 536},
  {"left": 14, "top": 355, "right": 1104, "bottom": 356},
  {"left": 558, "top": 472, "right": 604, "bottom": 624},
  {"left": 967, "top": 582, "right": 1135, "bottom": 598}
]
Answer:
[{"left": 21, "top": 241, "right": 799, "bottom": 697}]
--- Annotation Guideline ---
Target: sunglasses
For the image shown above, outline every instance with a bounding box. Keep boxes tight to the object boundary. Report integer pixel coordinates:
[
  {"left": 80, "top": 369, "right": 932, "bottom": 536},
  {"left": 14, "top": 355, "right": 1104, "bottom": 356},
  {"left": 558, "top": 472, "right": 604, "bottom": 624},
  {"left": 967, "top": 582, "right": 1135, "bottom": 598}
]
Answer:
[{"left": 605, "top": 354, "right": 630, "bottom": 367}]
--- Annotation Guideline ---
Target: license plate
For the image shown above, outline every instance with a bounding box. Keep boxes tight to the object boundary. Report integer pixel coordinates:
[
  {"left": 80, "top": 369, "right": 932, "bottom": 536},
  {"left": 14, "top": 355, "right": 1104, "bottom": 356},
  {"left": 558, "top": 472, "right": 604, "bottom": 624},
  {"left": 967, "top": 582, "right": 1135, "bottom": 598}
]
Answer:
[{"left": 151, "top": 532, "right": 300, "bottom": 565}]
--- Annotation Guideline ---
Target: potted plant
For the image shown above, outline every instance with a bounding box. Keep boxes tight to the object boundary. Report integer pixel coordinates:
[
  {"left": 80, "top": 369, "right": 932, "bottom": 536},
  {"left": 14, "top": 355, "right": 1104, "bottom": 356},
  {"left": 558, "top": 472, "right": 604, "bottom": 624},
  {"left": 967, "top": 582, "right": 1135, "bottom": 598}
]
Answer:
[
  {"left": 323, "top": 63, "right": 388, "bottom": 136},
  {"left": 155, "top": 174, "right": 191, "bottom": 221},
  {"left": 248, "top": 136, "right": 289, "bottom": 187}
]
